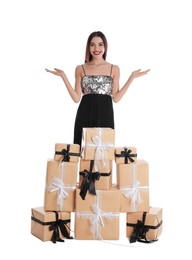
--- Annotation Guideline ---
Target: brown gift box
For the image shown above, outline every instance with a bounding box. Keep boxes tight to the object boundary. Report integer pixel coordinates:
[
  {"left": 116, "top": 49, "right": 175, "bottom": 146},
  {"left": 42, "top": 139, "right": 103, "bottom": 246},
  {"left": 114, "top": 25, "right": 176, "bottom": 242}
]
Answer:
[
  {"left": 79, "top": 159, "right": 112, "bottom": 191},
  {"left": 31, "top": 207, "right": 72, "bottom": 242},
  {"left": 116, "top": 160, "right": 149, "bottom": 212},
  {"left": 75, "top": 187, "right": 120, "bottom": 240},
  {"left": 54, "top": 143, "right": 80, "bottom": 163},
  {"left": 44, "top": 160, "right": 78, "bottom": 212},
  {"left": 115, "top": 146, "right": 137, "bottom": 164},
  {"left": 126, "top": 207, "right": 163, "bottom": 242},
  {"left": 81, "top": 127, "right": 115, "bottom": 160}
]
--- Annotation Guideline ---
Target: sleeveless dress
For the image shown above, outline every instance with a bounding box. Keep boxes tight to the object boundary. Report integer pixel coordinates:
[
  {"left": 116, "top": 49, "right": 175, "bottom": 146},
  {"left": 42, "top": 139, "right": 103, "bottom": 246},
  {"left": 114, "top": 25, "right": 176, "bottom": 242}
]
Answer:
[{"left": 73, "top": 65, "right": 115, "bottom": 146}]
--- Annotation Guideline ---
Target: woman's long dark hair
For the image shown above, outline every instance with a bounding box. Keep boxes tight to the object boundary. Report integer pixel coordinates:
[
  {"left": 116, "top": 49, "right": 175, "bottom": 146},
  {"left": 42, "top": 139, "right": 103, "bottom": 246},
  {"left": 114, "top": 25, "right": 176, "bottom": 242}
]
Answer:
[{"left": 85, "top": 31, "right": 108, "bottom": 63}]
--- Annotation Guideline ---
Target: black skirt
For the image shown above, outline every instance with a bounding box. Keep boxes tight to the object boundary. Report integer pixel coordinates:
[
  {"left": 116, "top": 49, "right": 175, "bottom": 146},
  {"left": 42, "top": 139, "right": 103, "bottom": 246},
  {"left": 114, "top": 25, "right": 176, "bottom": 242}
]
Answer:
[{"left": 73, "top": 94, "right": 114, "bottom": 146}]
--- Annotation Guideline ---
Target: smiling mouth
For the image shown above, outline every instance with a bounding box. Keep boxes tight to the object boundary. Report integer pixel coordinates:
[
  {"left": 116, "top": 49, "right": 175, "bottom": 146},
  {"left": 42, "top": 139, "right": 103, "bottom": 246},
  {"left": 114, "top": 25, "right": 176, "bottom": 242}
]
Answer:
[{"left": 93, "top": 51, "right": 102, "bottom": 55}]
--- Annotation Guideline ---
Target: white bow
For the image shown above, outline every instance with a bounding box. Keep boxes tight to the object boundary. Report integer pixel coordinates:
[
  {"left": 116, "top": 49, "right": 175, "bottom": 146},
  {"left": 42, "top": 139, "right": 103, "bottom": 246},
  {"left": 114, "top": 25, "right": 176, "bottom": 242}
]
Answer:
[
  {"left": 123, "top": 180, "right": 141, "bottom": 211},
  {"left": 48, "top": 176, "right": 69, "bottom": 199}
]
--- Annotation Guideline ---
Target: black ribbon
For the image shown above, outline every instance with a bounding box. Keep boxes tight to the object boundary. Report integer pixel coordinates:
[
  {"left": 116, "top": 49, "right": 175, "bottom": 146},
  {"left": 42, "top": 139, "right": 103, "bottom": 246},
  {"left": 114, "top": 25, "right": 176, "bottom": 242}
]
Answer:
[
  {"left": 55, "top": 144, "right": 80, "bottom": 162},
  {"left": 31, "top": 211, "right": 73, "bottom": 243},
  {"left": 127, "top": 212, "right": 162, "bottom": 243},
  {"left": 79, "top": 160, "right": 100, "bottom": 200},
  {"left": 115, "top": 147, "right": 137, "bottom": 164}
]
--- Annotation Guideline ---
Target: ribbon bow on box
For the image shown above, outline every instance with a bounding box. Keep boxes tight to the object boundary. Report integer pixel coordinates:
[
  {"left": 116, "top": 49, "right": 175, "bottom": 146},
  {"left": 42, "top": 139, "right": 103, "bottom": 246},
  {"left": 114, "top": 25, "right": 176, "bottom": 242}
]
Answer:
[
  {"left": 31, "top": 211, "right": 73, "bottom": 243},
  {"left": 128, "top": 212, "right": 162, "bottom": 243},
  {"left": 49, "top": 211, "right": 73, "bottom": 243},
  {"left": 55, "top": 144, "right": 80, "bottom": 162},
  {"left": 79, "top": 160, "right": 100, "bottom": 200},
  {"left": 115, "top": 147, "right": 137, "bottom": 164}
]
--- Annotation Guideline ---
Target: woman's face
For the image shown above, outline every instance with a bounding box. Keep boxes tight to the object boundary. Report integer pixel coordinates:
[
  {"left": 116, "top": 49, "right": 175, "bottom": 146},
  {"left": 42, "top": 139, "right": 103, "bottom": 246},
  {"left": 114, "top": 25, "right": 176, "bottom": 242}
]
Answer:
[{"left": 89, "top": 36, "right": 105, "bottom": 59}]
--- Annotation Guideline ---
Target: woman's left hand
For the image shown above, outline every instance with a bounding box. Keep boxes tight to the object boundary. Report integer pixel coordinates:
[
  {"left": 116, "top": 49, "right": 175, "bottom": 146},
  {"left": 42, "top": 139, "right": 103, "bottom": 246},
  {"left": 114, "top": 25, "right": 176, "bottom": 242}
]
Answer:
[{"left": 130, "top": 69, "right": 150, "bottom": 79}]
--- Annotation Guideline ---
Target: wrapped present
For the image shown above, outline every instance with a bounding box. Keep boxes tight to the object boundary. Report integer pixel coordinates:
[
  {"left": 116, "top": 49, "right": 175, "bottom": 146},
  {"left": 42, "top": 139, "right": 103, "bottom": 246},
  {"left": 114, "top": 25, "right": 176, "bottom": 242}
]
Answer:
[
  {"left": 116, "top": 160, "right": 149, "bottom": 212},
  {"left": 44, "top": 160, "right": 77, "bottom": 212},
  {"left": 81, "top": 128, "right": 115, "bottom": 163},
  {"left": 31, "top": 207, "right": 73, "bottom": 243},
  {"left": 126, "top": 207, "right": 163, "bottom": 243},
  {"left": 115, "top": 146, "right": 137, "bottom": 164},
  {"left": 75, "top": 186, "right": 120, "bottom": 240},
  {"left": 54, "top": 143, "right": 80, "bottom": 163},
  {"left": 79, "top": 159, "right": 112, "bottom": 199}
]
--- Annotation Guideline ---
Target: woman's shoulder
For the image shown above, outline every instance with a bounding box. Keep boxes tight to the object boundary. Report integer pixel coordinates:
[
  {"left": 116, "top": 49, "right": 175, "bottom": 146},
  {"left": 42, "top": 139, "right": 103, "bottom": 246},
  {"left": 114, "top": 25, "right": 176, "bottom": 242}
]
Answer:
[
  {"left": 111, "top": 64, "right": 120, "bottom": 70},
  {"left": 75, "top": 64, "right": 84, "bottom": 71},
  {"left": 111, "top": 64, "right": 120, "bottom": 75},
  {"left": 75, "top": 64, "right": 85, "bottom": 76}
]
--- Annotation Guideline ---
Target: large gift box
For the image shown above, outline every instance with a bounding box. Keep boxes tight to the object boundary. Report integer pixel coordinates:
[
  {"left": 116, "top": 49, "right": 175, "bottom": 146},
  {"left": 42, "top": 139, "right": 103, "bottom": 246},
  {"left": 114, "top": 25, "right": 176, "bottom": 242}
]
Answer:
[
  {"left": 75, "top": 186, "right": 120, "bottom": 240},
  {"left": 116, "top": 160, "right": 149, "bottom": 212},
  {"left": 126, "top": 207, "right": 163, "bottom": 243},
  {"left": 54, "top": 143, "right": 80, "bottom": 163},
  {"left": 44, "top": 160, "right": 78, "bottom": 212},
  {"left": 115, "top": 146, "right": 137, "bottom": 164},
  {"left": 31, "top": 207, "right": 72, "bottom": 243},
  {"left": 81, "top": 127, "right": 115, "bottom": 161},
  {"left": 79, "top": 159, "right": 112, "bottom": 199}
]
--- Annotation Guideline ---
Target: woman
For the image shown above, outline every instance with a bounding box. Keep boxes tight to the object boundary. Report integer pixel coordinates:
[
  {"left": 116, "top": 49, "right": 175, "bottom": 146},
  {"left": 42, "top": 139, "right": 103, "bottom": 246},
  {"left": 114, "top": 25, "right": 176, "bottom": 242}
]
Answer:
[{"left": 45, "top": 31, "right": 150, "bottom": 146}]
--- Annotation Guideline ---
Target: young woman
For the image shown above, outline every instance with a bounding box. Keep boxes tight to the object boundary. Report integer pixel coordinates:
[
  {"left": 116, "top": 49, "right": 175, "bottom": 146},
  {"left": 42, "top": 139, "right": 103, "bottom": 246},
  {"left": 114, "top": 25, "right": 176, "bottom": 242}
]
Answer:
[{"left": 45, "top": 31, "right": 150, "bottom": 146}]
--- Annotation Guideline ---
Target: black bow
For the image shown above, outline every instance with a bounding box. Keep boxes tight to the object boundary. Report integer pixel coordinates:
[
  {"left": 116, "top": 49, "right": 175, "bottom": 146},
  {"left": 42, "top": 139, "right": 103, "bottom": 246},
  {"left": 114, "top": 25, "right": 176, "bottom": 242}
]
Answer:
[
  {"left": 129, "top": 212, "right": 158, "bottom": 243},
  {"left": 79, "top": 160, "right": 100, "bottom": 200},
  {"left": 121, "top": 148, "right": 136, "bottom": 164},
  {"left": 130, "top": 220, "right": 149, "bottom": 243},
  {"left": 60, "top": 145, "right": 71, "bottom": 162},
  {"left": 55, "top": 144, "right": 81, "bottom": 162},
  {"left": 115, "top": 147, "right": 137, "bottom": 164},
  {"left": 49, "top": 211, "right": 73, "bottom": 243}
]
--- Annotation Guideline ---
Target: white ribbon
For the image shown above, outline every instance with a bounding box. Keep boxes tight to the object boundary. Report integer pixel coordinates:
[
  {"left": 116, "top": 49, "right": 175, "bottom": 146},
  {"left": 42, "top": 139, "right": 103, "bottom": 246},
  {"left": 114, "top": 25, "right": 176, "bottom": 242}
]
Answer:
[
  {"left": 47, "top": 162, "right": 76, "bottom": 211},
  {"left": 91, "top": 197, "right": 104, "bottom": 226},
  {"left": 122, "top": 180, "right": 141, "bottom": 212},
  {"left": 76, "top": 190, "right": 119, "bottom": 239},
  {"left": 120, "top": 164, "right": 148, "bottom": 212},
  {"left": 91, "top": 129, "right": 113, "bottom": 170},
  {"left": 48, "top": 176, "right": 68, "bottom": 198},
  {"left": 81, "top": 128, "right": 114, "bottom": 171}
]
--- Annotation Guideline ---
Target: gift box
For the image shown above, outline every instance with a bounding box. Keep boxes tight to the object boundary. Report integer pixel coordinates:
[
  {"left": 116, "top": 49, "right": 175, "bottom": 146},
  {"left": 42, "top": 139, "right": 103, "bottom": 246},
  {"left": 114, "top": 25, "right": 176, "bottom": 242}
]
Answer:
[
  {"left": 81, "top": 127, "right": 115, "bottom": 161},
  {"left": 126, "top": 207, "right": 163, "bottom": 243},
  {"left": 115, "top": 146, "right": 137, "bottom": 164},
  {"left": 116, "top": 160, "right": 149, "bottom": 212},
  {"left": 31, "top": 207, "right": 72, "bottom": 243},
  {"left": 75, "top": 186, "right": 120, "bottom": 240},
  {"left": 54, "top": 143, "right": 80, "bottom": 163},
  {"left": 79, "top": 159, "right": 112, "bottom": 199},
  {"left": 44, "top": 160, "right": 77, "bottom": 212}
]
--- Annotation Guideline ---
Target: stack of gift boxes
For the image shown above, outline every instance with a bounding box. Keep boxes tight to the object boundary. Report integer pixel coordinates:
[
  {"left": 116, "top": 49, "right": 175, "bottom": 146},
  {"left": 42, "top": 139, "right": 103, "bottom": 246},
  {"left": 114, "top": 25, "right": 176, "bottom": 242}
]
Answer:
[{"left": 31, "top": 127, "right": 163, "bottom": 243}]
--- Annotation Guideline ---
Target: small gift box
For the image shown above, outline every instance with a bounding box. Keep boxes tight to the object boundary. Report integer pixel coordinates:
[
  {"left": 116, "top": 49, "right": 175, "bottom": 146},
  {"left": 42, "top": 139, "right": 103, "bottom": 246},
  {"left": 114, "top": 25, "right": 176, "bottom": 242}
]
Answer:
[
  {"left": 44, "top": 160, "right": 77, "bottom": 212},
  {"left": 115, "top": 146, "right": 137, "bottom": 164},
  {"left": 81, "top": 127, "right": 115, "bottom": 161},
  {"left": 31, "top": 207, "right": 73, "bottom": 243},
  {"left": 54, "top": 143, "right": 80, "bottom": 163},
  {"left": 116, "top": 160, "right": 149, "bottom": 212},
  {"left": 75, "top": 186, "right": 120, "bottom": 240},
  {"left": 126, "top": 207, "right": 163, "bottom": 243},
  {"left": 79, "top": 159, "right": 112, "bottom": 199}
]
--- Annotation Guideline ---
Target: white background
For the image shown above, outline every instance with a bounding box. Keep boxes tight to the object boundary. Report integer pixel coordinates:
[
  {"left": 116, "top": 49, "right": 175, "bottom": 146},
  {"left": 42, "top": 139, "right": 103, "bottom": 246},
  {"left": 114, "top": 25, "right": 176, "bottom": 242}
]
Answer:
[{"left": 0, "top": 0, "right": 191, "bottom": 258}]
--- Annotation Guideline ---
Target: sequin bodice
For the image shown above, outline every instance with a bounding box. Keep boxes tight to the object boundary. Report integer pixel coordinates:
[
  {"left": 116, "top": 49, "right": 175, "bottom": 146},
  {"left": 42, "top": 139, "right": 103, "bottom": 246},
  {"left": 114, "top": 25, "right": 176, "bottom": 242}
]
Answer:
[{"left": 81, "top": 75, "right": 113, "bottom": 96}]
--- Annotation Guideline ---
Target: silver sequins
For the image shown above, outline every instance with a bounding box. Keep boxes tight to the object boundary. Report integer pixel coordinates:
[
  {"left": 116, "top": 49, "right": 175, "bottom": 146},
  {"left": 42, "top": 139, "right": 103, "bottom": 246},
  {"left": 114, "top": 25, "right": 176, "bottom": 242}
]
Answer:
[{"left": 81, "top": 76, "right": 113, "bottom": 96}]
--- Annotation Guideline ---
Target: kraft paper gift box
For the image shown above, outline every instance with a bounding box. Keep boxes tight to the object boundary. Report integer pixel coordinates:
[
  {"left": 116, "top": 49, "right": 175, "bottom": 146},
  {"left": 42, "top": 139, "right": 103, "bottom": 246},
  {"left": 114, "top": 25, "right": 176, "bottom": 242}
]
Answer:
[
  {"left": 75, "top": 186, "right": 120, "bottom": 240},
  {"left": 31, "top": 207, "right": 73, "bottom": 243},
  {"left": 115, "top": 146, "right": 137, "bottom": 164},
  {"left": 126, "top": 207, "right": 163, "bottom": 243},
  {"left": 54, "top": 143, "right": 80, "bottom": 163},
  {"left": 79, "top": 159, "right": 112, "bottom": 199},
  {"left": 81, "top": 127, "right": 115, "bottom": 161},
  {"left": 116, "top": 160, "right": 149, "bottom": 213},
  {"left": 44, "top": 160, "right": 78, "bottom": 212}
]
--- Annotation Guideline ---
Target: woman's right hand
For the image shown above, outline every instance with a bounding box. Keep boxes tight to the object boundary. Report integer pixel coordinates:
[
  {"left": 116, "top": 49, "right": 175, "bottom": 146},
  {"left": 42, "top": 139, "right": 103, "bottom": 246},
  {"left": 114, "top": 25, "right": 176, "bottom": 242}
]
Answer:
[{"left": 45, "top": 68, "right": 65, "bottom": 77}]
